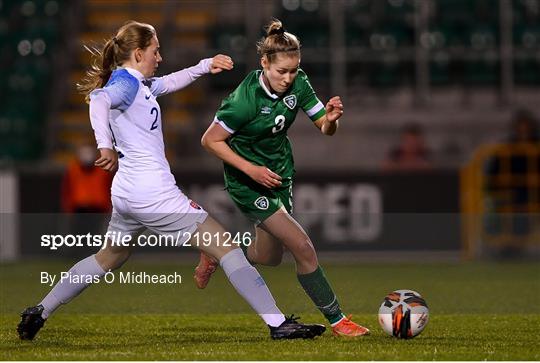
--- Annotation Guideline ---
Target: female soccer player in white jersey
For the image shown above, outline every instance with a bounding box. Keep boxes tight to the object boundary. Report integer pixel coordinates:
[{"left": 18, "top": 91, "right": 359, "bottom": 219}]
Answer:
[
  {"left": 17, "top": 20, "right": 324, "bottom": 341},
  {"left": 197, "top": 19, "right": 370, "bottom": 337}
]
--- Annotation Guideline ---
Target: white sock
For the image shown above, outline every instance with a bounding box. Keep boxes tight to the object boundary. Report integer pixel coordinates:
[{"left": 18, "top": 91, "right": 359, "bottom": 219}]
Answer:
[
  {"left": 39, "top": 254, "right": 106, "bottom": 319},
  {"left": 220, "top": 249, "right": 286, "bottom": 327}
]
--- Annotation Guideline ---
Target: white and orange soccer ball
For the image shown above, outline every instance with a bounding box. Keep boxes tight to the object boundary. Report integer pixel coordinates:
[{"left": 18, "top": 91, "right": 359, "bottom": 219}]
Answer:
[{"left": 378, "top": 289, "right": 429, "bottom": 339}]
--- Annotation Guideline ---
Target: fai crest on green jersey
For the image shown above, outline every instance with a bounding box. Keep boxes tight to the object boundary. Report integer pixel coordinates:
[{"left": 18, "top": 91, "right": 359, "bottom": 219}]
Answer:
[
  {"left": 283, "top": 95, "right": 297, "bottom": 110},
  {"left": 254, "top": 196, "right": 269, "bottom": 210}
]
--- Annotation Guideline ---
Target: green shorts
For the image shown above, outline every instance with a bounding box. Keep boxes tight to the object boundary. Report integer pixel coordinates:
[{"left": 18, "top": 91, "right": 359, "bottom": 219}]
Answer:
[{"left": 227, "top": 182, "right": 293, "bottom": 225}]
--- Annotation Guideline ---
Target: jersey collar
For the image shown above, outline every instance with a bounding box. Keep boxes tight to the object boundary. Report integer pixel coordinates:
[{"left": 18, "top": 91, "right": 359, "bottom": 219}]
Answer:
[
  {"left": 258, "top": 71, "right": 279, "bottom": 100},
  {"left": 123, "top": 67, "right": 145, "bottom": 81}
]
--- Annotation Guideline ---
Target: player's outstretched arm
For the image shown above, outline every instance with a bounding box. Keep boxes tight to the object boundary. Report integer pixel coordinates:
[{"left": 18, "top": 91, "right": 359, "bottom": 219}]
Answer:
[
  {"left": 154, "top": 55, "right": 233, "bottom": 96},
  {"left": 201, "top": 123, "right": 282, "bottom": 189},
  {"left": 313, "top": 96, "right": 343, "bottom": 136}
]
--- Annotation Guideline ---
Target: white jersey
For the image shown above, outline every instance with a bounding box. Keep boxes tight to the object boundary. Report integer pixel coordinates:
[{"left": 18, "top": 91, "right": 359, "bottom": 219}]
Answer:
[{"left": 89, "top": 59, "right": 211, "bottom": 202}]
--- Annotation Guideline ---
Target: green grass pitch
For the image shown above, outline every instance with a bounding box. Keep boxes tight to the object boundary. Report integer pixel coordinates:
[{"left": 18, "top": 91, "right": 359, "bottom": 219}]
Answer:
[{"left": 1, "top": 259, "right": 539, "bottom": 360}]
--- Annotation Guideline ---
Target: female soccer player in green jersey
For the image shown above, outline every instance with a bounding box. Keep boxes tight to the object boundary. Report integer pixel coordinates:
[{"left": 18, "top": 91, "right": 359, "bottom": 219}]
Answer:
[{"left": 196, "top": 19, "right": 370, "bottom": 337}]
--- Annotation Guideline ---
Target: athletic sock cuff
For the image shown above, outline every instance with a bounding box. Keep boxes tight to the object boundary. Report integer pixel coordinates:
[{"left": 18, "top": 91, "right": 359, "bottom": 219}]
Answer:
[
  {"left": 89, "top": 254, "right": 107, "bottom": 275},
  {"left": 330, "top": 314, "right": 346, "bottom": 326},
  {"left": 297, "top": 265, "right": 323, "bottom": 282},
  {"left": 219, "top": 248, "right": 249, "bottom": 278}
]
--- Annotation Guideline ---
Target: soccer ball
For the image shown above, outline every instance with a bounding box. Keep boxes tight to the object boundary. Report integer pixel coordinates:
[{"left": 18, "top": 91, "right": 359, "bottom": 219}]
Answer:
[{"left": 378, "top": 289, "right": 429, "bottom": 339}]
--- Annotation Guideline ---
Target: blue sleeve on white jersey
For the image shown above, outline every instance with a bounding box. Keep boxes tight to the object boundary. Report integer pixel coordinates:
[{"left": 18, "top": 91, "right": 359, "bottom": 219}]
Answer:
[{"left": 95, "top": 69, "right": 139, "bottom": 111}]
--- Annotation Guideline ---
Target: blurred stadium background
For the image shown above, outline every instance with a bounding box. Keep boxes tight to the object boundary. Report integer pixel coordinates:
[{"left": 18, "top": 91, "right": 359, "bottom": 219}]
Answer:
[{"left": 0, "top": 0, "right": 539, "bottom": 262}]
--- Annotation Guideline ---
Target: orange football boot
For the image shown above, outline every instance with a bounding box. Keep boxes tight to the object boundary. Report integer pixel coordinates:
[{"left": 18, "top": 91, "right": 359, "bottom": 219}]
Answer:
[
  {"left": 332, "top": 315, "right": 370, "bottom": 337},
  {"left": 193, "top": 252, "right": 218, "bottom": 289}
]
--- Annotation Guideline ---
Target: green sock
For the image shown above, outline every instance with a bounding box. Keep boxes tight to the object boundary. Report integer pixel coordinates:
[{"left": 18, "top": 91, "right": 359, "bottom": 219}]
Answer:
[{"left": 297, "top": 265, "right": 345, "bottom": 324}]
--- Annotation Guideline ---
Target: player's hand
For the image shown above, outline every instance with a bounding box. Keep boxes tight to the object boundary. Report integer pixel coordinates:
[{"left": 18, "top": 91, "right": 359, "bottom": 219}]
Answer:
[
  {"left": 95, "top": 148, "right": 118, "bottom": 173},
  {"left": 246, "top": 165, "right": 282, "bottom": 189},
  {"left": 325, "top": 96, "right": 344, "bottom": 123},
  {"left": 209, "top": 54, "right": 234, "bottom": 74}
]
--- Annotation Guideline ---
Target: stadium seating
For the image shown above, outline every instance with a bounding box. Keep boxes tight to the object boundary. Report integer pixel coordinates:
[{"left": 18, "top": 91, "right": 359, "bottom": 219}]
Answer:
[
  {"left": 3, "top": 0, "right": 539, "bottom": 164},
  {"left": 1, "top": 0, "right": 60, "bottom": 161}
]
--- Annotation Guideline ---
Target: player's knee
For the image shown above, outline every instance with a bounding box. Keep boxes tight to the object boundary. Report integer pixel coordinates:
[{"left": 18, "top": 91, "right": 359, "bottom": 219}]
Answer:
[{"left": 291, "top": 239, "right": 317, "bottom": 264}]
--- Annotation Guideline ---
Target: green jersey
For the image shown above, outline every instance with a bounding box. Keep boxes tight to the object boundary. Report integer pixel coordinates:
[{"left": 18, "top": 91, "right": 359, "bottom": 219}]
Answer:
[{"left": 215, "top": 69, "right": 326, "bottom": 189}]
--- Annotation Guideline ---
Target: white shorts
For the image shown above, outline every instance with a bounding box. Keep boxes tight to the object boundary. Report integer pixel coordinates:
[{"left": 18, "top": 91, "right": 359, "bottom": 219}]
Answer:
[{"left": 107, "top": 190, "right": 208, "bottom": 246}]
